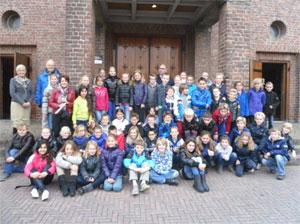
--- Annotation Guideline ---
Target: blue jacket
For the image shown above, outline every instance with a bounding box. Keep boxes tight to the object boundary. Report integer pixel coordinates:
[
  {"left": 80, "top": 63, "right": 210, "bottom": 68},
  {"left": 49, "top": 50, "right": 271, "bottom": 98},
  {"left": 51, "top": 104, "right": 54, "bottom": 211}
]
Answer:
[
  {"left": 191, "top": 87, "right": 212, "bottom": 117},
  {"left": 263, "top": 137, "right": 290, "bottom": 161},
  {"left": 133, "top": 81, "right": 148, "bottom": 105},
  {"left": 235, "top": 142, "right": 257, "bottom": 163},
  {"left": 101, "top": 146, "right": 123, "bottom": 179},
  {"left": 125, "top": 143, "right": 135, "bottom": 155},
  {"left": 229, "top": 127, "right": 251, "bottom": 144},
  {"left": 247, "top": 123, "right": 268, "bottom": 151},
  {"left": 200, "top": 143, "right": 211, "bottom": 158},
  {"left": 247, "top": 88, "right": 266, "bottom": 115},
  {"left": 188, "top": 83, "right": 197, "bottom": 96},
  {"left": 123, "top": 150, "right": 154, "bottom": 168},
  {"left": 35, "top": 68, "right": 60, "bottom": 106},
  {"left": 237, "top": 90, "right": 249, "bottom": 116},
  {"left": 158, "top": 121, "right": 177, "bottom": 138},
  {"left": 90, "top": 133, "right": 107, "bottom": 150}
]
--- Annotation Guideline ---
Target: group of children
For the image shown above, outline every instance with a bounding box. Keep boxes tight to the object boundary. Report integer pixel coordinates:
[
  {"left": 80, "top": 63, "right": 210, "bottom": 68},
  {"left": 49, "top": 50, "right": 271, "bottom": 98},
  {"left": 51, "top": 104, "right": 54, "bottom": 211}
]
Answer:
[{"left": 1, "top": 67, "right": 297, "bottom": 201}]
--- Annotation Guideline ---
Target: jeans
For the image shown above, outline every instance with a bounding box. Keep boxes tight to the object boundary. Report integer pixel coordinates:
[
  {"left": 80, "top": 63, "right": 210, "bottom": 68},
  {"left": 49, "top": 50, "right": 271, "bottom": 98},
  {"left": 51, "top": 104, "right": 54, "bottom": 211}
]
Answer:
[
  {"left": 95, "top": 110, "right": 106, "bottom": 122},
  {"left": 108, "top": 101, "right": 116, "bottom": 120},
  {"left": 119, "top": 104, "right": 130, "bottom": 121},
  {"left": 216, "top": 152, "right": 237, "bottom": 167},
  {"left": 235, "top": 158, "right": 256, "bottom": 177},
  {"left": 48, "top": 113, "right": 53, "bottom": 131},
  {"left": 4, "top": 149, "right": 29, "bottom": 174},
  {"left": 133, "top": 105, "right": 145, "bottom": 123},
  {"left": 217, "top": 123, "right": 226, "bottom": 137},
  {"left": 103, "top": 175, "right": 123, "bottom": 192},
  {"left": 262, "top": 155, "right": 288, "bottom": 176},
  {"left": 267, "top": 114, "right": 274, "bottom": 129},
  {"left": 77, "top": 173, "right": 106, "bottom": 188},
  {"left": 183, "top": 166, "right": 205, "bottom": 179},
  {"left": 30, "top": 174, "right": 54, "bottom": 191},
  {"left": 76, "top": 119, "right": 88, "bottom": 129},
  {"left": 150, "top": 169, "right": 179, "bottom": 184},
  {"left": 203, "top": 154, "right": 218, "bottom": 166}
]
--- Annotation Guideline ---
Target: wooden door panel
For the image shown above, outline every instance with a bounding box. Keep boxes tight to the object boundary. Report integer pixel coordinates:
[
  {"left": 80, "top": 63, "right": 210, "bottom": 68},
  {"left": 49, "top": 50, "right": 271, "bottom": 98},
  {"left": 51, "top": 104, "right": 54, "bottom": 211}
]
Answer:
[
  {"left": 14, "top": 53, "right": 30, "bottom": 77},
  {"left": 250, "top": 60, "right": 263, "bottom": 82},
  {"left": 134, "top": 38, "right": 149, "bottom": 79}
]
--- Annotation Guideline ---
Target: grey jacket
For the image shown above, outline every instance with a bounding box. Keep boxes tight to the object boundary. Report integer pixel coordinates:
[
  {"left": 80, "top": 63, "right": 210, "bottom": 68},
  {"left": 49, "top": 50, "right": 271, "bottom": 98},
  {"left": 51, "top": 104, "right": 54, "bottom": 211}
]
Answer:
[
  {"left": 56, "top": 152, "right": 83, "bottom": 169},
  {"left": 42, "top": 84, "right": 57, "bottom": 115},
  {"left": 9, "top": 77, "right": 34, "bottom": 104}
]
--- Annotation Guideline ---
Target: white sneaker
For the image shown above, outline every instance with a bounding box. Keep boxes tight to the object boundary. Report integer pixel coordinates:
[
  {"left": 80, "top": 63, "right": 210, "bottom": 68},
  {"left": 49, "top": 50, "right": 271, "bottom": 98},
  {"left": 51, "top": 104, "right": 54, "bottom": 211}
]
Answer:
[
  {"left": 41, "top": 190, "right": 49, "bottom": 201},
  {"left": 31, "top": 188, "right": 39, "bottom": 198},
  {"left": 256, "top": 163, "right": 261, "bottom": 170}
]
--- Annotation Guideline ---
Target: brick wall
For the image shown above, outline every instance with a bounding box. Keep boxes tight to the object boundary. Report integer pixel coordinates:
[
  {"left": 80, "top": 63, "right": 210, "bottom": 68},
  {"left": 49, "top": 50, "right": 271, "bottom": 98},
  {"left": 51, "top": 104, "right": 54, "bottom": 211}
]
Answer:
[{"left": 94, "top": 22, "right": 105, "bottom": 74}]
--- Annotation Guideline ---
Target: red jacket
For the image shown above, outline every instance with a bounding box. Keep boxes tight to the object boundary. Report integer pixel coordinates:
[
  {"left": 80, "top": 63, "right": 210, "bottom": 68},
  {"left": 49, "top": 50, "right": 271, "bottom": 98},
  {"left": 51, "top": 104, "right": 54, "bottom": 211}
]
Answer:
[
  {"left": 24, "top": 151, "right": 56, "bottom": 177},
  {"left": 94, "top": 86, "right": 109, "bottom": 111},
  {"left": 49, "top": 87, "right": 76, "bottom": 114},
  {"left": 212, "top": 109, "right": 232, "bottom": 135}
]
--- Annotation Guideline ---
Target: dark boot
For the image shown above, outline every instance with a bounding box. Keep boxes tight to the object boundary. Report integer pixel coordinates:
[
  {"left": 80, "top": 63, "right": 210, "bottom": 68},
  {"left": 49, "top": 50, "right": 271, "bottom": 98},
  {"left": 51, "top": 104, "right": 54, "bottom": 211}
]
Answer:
[
  {"left": 58, "top": 175, "right": 69, "bottom": 197},
  {"left": 165, "top": 178, "right": 179, "bottom": 186},
  {"left": 200, "top": 174, "right": 210, "bottom": 192},
  {"left": 217, "top": 165, "right": 223, "bottom": 175},
  {"left": 69, "top": 175, "right": 77, "bottom": 197},
  {"left": 79, "top": 183, "right": 93, "bottom": 195},
  {"left": 193, "top": 174, "right": 204, "bottom": 193}
]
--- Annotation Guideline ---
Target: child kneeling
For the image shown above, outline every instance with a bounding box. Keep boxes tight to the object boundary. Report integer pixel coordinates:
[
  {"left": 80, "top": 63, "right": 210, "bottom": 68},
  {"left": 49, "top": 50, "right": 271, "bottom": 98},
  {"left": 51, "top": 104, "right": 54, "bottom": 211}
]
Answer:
[{"left": 123, "top": 139, "right": 154, "bottom": 195}]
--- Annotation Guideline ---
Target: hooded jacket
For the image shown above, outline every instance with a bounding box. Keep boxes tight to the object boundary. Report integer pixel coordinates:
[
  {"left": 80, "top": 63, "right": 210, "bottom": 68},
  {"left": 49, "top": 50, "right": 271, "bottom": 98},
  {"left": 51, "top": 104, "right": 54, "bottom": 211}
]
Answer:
[{"left": 248, "top": 88, "right": 266, "bottom": 115}]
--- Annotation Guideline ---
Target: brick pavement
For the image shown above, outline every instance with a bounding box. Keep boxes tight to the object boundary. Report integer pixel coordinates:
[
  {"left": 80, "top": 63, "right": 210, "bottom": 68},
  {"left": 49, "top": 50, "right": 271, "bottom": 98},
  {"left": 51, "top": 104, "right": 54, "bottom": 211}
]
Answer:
[{"left": 0, "top": 166, "right": 299, "bottom": 224}]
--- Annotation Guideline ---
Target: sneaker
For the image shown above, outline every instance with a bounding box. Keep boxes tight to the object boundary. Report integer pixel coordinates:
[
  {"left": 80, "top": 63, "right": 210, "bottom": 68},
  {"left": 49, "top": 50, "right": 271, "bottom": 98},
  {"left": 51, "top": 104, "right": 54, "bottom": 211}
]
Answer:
[
  {"left": 41, "top": 190, "right": 49, "bottom": 201},
  {"left": 228, "top": 165, "right": 234, "bottom": 173},
  {"left": 140, "top": 182, "right": 150, "bottom": 192},
  {"left": 277, "top": 175, "right": 285, "bottom": 180},
  {"left": 0, "top": 173, "right": 11, "bottom": 181},
  {"left": 256, "top": 163, "right": 261, "bottom": 170},
  {"left": 31, "top": 188, "right": 39, "bottom": 198},
  {"left": 217, "top": 166, "right": 223, "bottom": 175},
  {"left": 165, "top": 179, "right": 179, "bottom": 186},
  {"left": 131, "top": 185, "right": 139, "bottom": 196},
  {"left": 269, "top": 169, "right": 276, "bottom": 174}
]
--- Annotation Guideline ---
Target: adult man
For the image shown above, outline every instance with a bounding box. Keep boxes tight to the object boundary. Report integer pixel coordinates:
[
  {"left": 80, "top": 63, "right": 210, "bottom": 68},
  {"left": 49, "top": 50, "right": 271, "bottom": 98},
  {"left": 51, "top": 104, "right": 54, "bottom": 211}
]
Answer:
[{"left": 156, "top": 64, "right": 174, "bottom": 86}]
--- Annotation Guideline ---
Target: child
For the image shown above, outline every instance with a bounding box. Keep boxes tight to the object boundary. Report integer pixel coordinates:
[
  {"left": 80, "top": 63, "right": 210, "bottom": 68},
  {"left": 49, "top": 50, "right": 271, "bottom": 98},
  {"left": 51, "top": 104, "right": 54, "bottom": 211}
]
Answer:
[
  {"left": 201, "top": 72, "right": 212, "bottom": 87},
  {"left": 198, "top": 112, "right": 217, "bottom": 140},
  {"left": 162, "top": 87, "right": 176, "bottom": 115},
  {"left": 105, "top": 66, "right": 119, "bottom": 120},
  {"left": 234, "top": 132, "right": 257, "bottom": 177},
  {"left": 56, "top": 140, "right": 82, "bottom": 197},
  {"left": 150, "top": 137, "right": 179, "bottom": 185},
  {"left": 56, "top": 126, "right": 73, "bottom": 151},
  {"left": 212, "top": 103, "right": 232, "bottom": 139},
  {"left": 93, "top": 76, "right": 109, "bottom": 122},
  {"left": 248, "top": 112, "right": 268, "bottom": 169},
  {"left": 226, "top": 89, "right": 240, "bottom": 130},
  {"left": 215, "top": 136, "right": 237, "bottom": 174},
  {"left": 124, "top": 112, "right": 144, "bottom": 137},
  {"left": 144, "top": 107, "right": 159, "bottom": 126},
  {"left": 263, "top": 81, "right": 280, "bottom": 129},
  {"left": 187, "top": 75, "right": 197, "bottom": 96},
  {"left": 99, "top": 114, "right": 111, "bottom": 135},
  {"left": 32, "top": 127, "right": 58, "bottom": 155},
  {"left": 281, "top": 123, "right": 297, "bottom": 160},
  {"left": 210, "top": 87, "right": 226, "bottom": 114},
  {"left": 173, "top": 75, "right": 181, "bottom": 97},
  {"left": 143, "top": 128, "right": 158, "bottom": 154},
  {"left": 179, "top": 138, "right": 209, "bottom": 192},
  {"left": 112, "top": 109, "right": 129, "bottom": 134},
  {"left": 132, "top": 70, "right": 148, "bottom": 123},
  {"left": 209, "top": 73, "right": 226, "bottom": 99},
  {"left": 143, "top": 114, "right": 159, "bottom": 137},
  {"left": 248, "top": 78, "right": 266, "bottom": 123},
  {"left": 146, "top": 74, "right": 159, "bottom": 115},
  {"left": 24, "top": 140, "right": 56, "bottom": 200},
  {"left": 197, "top": 131, "right": 216, "bottom": 166},
  {"left": 72, "top": 86, "right": 93, "bottom": 129},
  {"left": 157, "top": 74, "right": 171, "bottom": 123},
  {"left": 75, "top": 75, "right": 94, "bottom": 100},
  {"left": 191, "top": 78, "right": 212, "bottom": 118},
  {"left": 77, "top": 141, "right": 106, "bottom": 195},
  {"left": 158, "top": 111, "right": 177, "bottom": 138},
  {"left": 229, "top": 116, "right": 251, "bottom": 144},
  {"left": 180, "top": 108, "right": 199, "bottom": 140},
  {"left": 123, "top": 139, "right": 154, "bottom": 195},
  {"left": 1, "top": 124, "right": 35, "bottom": 181},
  {"left": 180, "top": 71, "right": 187, "bottom": 83},
  {"left": 234, "top": 81, "right": 249, "bottom": 118},
  {"left": 90, "top": 126, "right": 107, "bottom": 151},
  {"left": 125, "top": 126, "right": 143, "bottom": 155},
  {"left": 108, "top": 125, "right": 125, "bottom": 151},
  {"left": 101, "top": 135, "right": 124, "bottom": 192},
  {"left": 168, "top": 126, "right": 184, "bottom": 168},
  {"left": 73, "top": 124, "right": 89, "bottom": 153},
  {"left": 115, "top": 73, "right": 133, "bottom": 121},
  {"left": 174, "top": 83, "right": 192, "bottom": 121},
  {"left": 42, "top": 74, "right": 58, "bottom": 130},
  {"left": 262, "top": 128, "right": 290, "bottom": 180}
]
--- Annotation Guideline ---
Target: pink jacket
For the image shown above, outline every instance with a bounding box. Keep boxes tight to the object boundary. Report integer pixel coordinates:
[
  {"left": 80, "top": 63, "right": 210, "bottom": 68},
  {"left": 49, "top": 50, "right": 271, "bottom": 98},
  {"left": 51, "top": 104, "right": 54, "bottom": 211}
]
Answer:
[
  {"left": 24, "top": 151, "right": 56, "bottom": 177},
  {"left": 94, "top": 86, "right": 109, "bottom": 111}
]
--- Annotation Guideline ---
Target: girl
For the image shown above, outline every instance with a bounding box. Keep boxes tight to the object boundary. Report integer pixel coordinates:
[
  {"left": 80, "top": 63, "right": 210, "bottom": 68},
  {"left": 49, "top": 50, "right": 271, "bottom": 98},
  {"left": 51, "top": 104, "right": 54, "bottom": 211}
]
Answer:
[
  {"left": 143, "top": 107, "right": 159, "bottom": 126},
  {"left": 77, "top": 141, "right": 106, "bottom": 195},
  {"left": 234, "top": 81, "right": 249, "bottom": 118},
  {"left": 90, "top": 126, "right": 107, "bottom": 151},
  {"left": 99, "top": 114, "right": 111, "bottom": 135},
  {"left": 209, "top": 73, "right": 226, "bottom": 100},
  {"left": 179, "top": 138, "right": 209, "bottom": 193},
  {"left": 248, "top": 78, "right": 266, "bottom": 123},
  {"left": 56, "top": 141, "right": 82, "bottom": 197},
  {"left": 132, "top": 70, "right": 147, "bottom": 123},
  {"left": 234, "top": 132, "right": 257, "bottom": 177},
  {"left": 197, "top": 131, "right": 216, "bottom": 167},
  {"left": 180, "top": 71, "right": 187, "bottom": 83},
  {"left": 105, "top": 66, "right": 119, "bottom": 120},
  {"left": 93, "top": 76, "right": 109, "bottom": 122},
  {"left": 112, "top": 109, "right": 129, "bottom": 134},
  {"left": 56, "top": 126, "right": 73, "bottom": 151},
  {"left": 32, "top": 127, "right": 58, "bottom": 156},
  {"left": 72, "top": 86, "right": 93, "bottom": 129},
  {"left": 99, "top": 68, "right": 106, "bottom": 79},
  {"left": 24, "top": 140, "right": 56, "bottom": 200},
  {"left": 150, "top": 137, "right": 179, "bottom": 185},
  {"left": 125, "top": 126, "right": 143, "bottom": 155},
  {"left": 115, "top": 73, "right": 133, "bottom": 121},
  {"left": 212, "top": 103, "right": 232, "bottom": 138},
  {"left": 173, "top": 75, "right": 181, "bottom": 97},
  {"left": 210, "top": 87, "right": 225, "bottom": 114},
  {"left": 101, "top": 135, "right": 124, "bottom": 192},
  {"left": 73, "top": 125, "right": 89, "bottom": 153}
]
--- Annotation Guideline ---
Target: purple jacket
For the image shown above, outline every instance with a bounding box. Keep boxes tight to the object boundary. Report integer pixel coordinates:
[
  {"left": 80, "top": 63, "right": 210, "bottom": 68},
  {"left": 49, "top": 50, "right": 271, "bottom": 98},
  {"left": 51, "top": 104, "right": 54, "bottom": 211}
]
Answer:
[
  {"left": 248, "top": 88, "right": 266, "bottom": 115},
  {"left": 101, "top": 146, "right": 123, "bottom": 179},
  {"left": 133, "top": 81, "right": 148, "bottom": 105}
]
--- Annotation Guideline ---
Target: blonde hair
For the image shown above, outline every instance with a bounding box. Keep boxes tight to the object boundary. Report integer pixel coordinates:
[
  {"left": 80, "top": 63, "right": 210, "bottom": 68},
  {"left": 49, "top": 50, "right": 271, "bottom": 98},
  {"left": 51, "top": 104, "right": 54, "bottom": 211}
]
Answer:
[
  {"left": 251, "top": 78, "right": 264, "bottom": 88},
  {"left": 218, "top": 103, "right": 229, "bottom": 111},
  {"left": 84, "top": 141, "right": 100, "bottom": 158},
  {"left": 235, "top": 132, "right": 256, "bottom": 151},
  {"left": 132, "top": 69, "right": 146, "bottom": 84},
  {"left": 265, "top": 81, "right": 273, "bottom": 87},
  {"left": 282, "top": 122, "right": 293, "bottom": 132},
  {"left": 59, "top": 126, "right": 71, "bottom": 137},
  {"left": 254, "top": 112, "right": 265, "bottom": 120},
  {"left": 170, "top": 126, "right": 179, "bottom": 133},
  {"left": 215, "top": 73, "right": 224, "bottom": 80},
  {"left": 73, "top": 124, "right": 89, "bottom": 138},
  {"left": 80, "top": 75, "right": 90, "bottom": 84},
  {"left": 236, "top": 116, "right": 246, "bottom": 125},
  {"left": 197, "top": 131, "right": 215, "bottom": 152},
  {"left": 126, "top": 126, "right": 143, "bottom": 145},
  {"left": 118, "top": 73, "right": 132, "bottom": 85},
  {"left": 227, "top": 88, "right": 237, "bottom": 96},
  {"left": 269, "top": 128, "right": 281, "bottom": 135},
  {"left": 17, "top": 123, "right": 28, "bottom": 130},
  {"left": 184, "top": 108, "right": 194, "bottom": 116},
  {"left": 156, "top": 137, "right": 168, "bottom": 147}
]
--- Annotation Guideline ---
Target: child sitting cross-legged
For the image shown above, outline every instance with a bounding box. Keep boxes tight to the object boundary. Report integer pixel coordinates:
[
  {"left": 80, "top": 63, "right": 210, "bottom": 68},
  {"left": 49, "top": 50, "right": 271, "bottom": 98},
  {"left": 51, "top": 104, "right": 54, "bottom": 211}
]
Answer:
[{"left": 123, "top": 139, "right": 154, "bottom": 196}]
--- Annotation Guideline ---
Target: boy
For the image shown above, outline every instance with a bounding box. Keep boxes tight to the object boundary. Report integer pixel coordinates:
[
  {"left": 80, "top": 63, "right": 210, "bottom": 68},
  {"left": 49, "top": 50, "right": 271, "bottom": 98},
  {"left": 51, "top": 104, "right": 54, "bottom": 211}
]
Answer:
[
  {"left": 123, "top": 139, "right": 154, "bottom": 195},
  {"left": 281, "top": 123, "right": 297, "bottom": 160},
  {"left": 90, "top": 126, "right": 107, "bottom": 151},
  {"left": 168, "top": 126, "right": 184, "bottom": 169},
  {"left": 158, "top": 111, "right": 177, "bottom": 138},
  {"left": 124, "top": 113, "right": 144, "bottom": 137},
  {"left": 263, "top": 81, "right": 280, "bottom": 129},
  {"left": 146, "top": 74, "right": 159, "bottom": 114},
  {"left": 105, "top": 66, "right": 119, "bottom": 120},
  {"left": 1, "top": 124, "right": 35, "bottom": 181},
  {"left": 226, "top": 89, "right": 240, "bottom": 130},
  {"left": 108, "top": 125, "right": 125, "bottom": 150},
  {"left": 174, "top": 83, "right": 192, "bottom": 121},
  {"left": 143, "top": 128, "right": 158, "bottom": 154},
  {"left": 191, "top": 78, "right": 212, "bottom": 118},
  {"left": 180, "top": 108, "right": 199, "bottom": 140},
  {"left": 162, "top": 87, "right": 176, "bottom": 115},
  {"left": 209, "top": 73, "right": 226, "bottom": 100},
  {"left": 187, "top": 75, "right": 197, "bottom": 96},
  {"left": 262, "top": 128, "right": 289, "bottom": 180},
  {"left": 229, "top": 116, "right": 251, "bottom": 144},
  {"left": 212, "top": 103, "right": 232, "bottom": 139},
  {"left": 143, "top": 115, "right": 158, "bottom": 137},
  {"left": 198, "top": 112, "right": 216, "bottom": 140},
  {"left": 157, "top": 74, "right": 171, "bottom": 123}
]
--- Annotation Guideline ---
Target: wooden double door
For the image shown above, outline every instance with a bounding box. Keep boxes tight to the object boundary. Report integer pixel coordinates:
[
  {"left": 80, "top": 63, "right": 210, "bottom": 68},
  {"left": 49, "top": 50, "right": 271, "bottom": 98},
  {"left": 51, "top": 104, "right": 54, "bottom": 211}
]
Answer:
[{"left": 116, "top": 37, "right": 182, "bottom": 79}]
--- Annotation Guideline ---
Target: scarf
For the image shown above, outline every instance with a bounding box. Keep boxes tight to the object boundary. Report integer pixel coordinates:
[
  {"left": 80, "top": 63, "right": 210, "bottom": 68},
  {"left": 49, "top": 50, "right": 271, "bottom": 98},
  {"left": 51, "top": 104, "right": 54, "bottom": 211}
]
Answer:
[
  {"left": 58, "top": 85, "right": 69, "bottom": 110},
  {"left": 15, "top": 75, "right": 30, "bottom": 89}
]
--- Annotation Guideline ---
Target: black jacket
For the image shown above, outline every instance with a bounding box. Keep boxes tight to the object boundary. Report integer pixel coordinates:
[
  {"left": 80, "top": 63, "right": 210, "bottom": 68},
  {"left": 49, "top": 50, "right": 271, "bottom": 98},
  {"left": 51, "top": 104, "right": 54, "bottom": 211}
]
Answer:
[
  {"left": 5, "top": 132, "right": 35, "bottom": 159},
  {"left": 263, "top": 91, "right": 280, "bottom": 115},
  {"left": 157, "top": 83, "right": 170, "bottom": 106},
  {"left": 156, "top": 74, "right": 174, "bottom": 86},
  {"left": 143, "top": 137, "right": 157, "bottom": 154},
  {"left": 235, "top": 142, "right": 257, "bottom": 163},
  {"left": 115, "top": 81, "right": 134, "bottom": 106},
  {"left": 56, "top": 136, "right": 73, "bottom": 151},
  {"left": 247, "top": 123, "right": 268, "bottom": 151},
  {"left": 79, "top": 155, "right": 102, "bottom": 182},
  {"left": 198, "top": 119, "right": 216, "bottom": 137},
  {"left": 143, "top": 124, "right": 158, "bottom": 138},
  {"left": 179, "top": 148, "right": 206, "bottom": 168},
  {"left": 226, "top": 99, "right": 240, "bottom": 121},
  {"left": 105, "top": 76, "right": 119, "bottom": 102},
  {"left": 282, "top": 132, "right": 295, "bottom": 151},
  {"left": 181, "top": 117, "right": 199, "bottom": 140},
  {"left": 32, "top": 135, "right": 58, "bottom": 155},
  {"left": 210, "top": 97, "right": 226, "bottom": 114}
]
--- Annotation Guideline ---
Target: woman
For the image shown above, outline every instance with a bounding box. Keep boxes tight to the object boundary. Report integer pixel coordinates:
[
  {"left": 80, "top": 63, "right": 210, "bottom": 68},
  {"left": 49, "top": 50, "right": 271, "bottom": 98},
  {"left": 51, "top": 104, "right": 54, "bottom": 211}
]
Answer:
[
  {"left": 49, "top": 75, "right": 76, "bottom": 138},
  {"left": 9, "top": 64, "right": 34, "bottom": 134}
]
